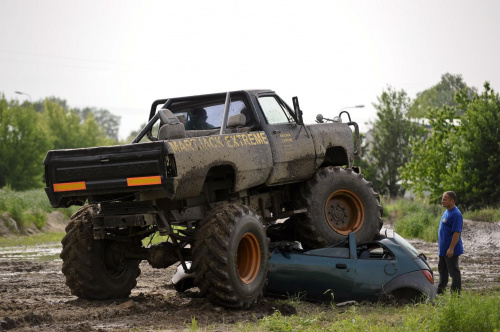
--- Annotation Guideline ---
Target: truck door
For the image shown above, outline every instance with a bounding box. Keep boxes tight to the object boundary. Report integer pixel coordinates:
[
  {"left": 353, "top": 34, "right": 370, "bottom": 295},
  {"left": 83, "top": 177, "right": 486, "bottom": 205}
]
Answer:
[{"left": 257, "top": 94, "right": 316, "bottom": 185}]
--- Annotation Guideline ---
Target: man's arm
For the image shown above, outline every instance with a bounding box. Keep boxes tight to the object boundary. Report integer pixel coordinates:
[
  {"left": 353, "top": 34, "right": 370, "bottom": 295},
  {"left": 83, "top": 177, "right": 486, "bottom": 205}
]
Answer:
[{"left": 446, "top": 232, "right": 460, "bottom": 258}]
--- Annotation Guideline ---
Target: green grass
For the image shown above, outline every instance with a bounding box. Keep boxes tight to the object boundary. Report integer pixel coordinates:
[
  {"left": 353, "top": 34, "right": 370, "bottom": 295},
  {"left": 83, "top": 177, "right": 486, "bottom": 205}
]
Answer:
[
  {"left": 235, "top": 290, "right": 500, "bottom": 332},
  {"left": 463, "top": 207, "right": 500, "bottom": 222},
  {"left": 384, "top": 199, "right": 442, "bottom": 242},
  {"left": 142, "top": 232, "right": 171, "bottom": 247},
  {"left": 384, "top": 199, "right": 500, "bottom": 242},
  {"left": 0, "top": 186, "right": 77, "bottom": 231},
  {"left": 0, "top": 232, "right": 65, "bottom": 247}
]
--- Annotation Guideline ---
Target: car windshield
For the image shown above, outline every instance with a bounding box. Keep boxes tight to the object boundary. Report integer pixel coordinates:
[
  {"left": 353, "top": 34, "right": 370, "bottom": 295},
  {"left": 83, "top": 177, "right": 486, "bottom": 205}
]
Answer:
[{"left": 394, "top": 232, "right": 419, "bottom": 257}]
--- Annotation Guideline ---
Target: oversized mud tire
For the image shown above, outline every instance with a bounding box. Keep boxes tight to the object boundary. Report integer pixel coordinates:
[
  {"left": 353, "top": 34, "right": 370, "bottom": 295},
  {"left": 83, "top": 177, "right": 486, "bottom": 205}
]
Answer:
[
  {"left": 192, "top": 204, "right": 269, "bottom": 308},
  {"left": 291, "top": 166, "right": 382, "bottom": 249},
  {"left": 60, "top": 205, "right": 141, "bottom": 300}
]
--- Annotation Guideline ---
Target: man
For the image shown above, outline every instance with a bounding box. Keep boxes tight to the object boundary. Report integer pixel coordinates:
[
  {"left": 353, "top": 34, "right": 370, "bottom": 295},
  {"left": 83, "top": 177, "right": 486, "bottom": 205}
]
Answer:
[
  {"left": 185, "top": 108, "right": 214, "bottom": 130},
  {"left": 437, "top": 191, "right": 463, "bottom": 294}
]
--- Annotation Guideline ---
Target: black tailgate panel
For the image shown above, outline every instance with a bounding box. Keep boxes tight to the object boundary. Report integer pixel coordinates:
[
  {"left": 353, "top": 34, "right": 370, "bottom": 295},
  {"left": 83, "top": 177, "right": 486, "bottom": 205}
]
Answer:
[{"left": 44, "top": 141, "right": 167, "bottom": 207}]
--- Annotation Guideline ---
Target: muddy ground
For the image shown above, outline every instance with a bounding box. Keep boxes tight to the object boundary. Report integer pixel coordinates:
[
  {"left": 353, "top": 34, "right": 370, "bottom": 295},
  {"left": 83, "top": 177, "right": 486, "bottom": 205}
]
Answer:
[{"left": 0, "top": 218, "right": 499, "bottom": 331}]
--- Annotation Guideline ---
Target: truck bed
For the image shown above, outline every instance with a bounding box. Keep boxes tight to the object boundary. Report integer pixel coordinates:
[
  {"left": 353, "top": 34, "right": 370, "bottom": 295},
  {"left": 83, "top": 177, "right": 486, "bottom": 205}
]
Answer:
[{"left": 44, "top": 141, "right": 168, "bottom": 208}]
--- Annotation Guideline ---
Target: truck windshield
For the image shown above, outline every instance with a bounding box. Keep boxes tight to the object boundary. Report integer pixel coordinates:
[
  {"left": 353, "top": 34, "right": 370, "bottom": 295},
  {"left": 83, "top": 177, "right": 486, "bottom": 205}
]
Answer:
[{"left": 258, "top": 96, "right": 293, "bottom": 124}]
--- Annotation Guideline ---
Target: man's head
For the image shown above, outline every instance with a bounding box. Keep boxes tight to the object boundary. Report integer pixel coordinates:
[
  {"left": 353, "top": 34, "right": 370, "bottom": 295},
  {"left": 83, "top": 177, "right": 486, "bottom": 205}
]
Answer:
[
  {"left": 442, "top": 191, "right": 457, "bottom": 210},
  {"left": 190, "top": 108, "right": 208, "bottom": 122}
]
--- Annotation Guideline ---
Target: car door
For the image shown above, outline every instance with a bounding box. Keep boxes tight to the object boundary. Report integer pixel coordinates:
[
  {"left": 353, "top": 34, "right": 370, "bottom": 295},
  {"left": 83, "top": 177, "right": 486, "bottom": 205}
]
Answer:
[
  {"left": 257, "top": 94, "right": 316, "bottom": 185},
  {"left": 267, "top": 250, "right": 356, "bottom": 302},
  {"left": 351, "top": 244, "right": 397, "bottom": 301}
]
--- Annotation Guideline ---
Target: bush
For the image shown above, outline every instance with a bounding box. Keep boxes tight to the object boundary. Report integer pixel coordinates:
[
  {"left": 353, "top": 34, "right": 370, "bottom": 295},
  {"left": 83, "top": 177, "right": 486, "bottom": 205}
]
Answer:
[
  {"left": 463, "top": 207, "right": 500, "bottom": 222},
  {"left": 385, "top": 199, "right": 442, "bottom": 242},
  {"left": 0, "top": 187, "right": 77, "bottom": 231}
]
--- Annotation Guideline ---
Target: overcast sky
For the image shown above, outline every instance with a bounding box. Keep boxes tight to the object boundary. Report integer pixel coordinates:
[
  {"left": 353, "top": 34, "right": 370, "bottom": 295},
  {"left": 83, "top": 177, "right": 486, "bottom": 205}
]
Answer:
[{"left": 1, "top": 0, "right": 499, "bottom": 139}]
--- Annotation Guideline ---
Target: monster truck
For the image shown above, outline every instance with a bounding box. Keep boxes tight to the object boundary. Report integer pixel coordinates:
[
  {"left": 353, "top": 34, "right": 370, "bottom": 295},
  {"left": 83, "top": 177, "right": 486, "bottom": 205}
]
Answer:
[{"left": 44, "top": 89, "right": 382, "bottom": 308}]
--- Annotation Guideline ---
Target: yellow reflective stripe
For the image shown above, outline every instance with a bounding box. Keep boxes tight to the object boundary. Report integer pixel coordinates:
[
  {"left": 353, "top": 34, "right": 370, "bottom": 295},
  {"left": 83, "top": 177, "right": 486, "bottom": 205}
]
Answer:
[
  {"left": 127, "top": 176, "right": 161, "bottom": 187},
  {"left": 53, "top": 181, "right": 86, "bottom": 192}
]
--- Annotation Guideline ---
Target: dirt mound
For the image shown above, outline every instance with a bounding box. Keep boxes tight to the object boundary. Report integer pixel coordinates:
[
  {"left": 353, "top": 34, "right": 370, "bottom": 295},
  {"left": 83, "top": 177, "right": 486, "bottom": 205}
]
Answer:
[
  {"left": 0, "top": 213, "right": 21, "bottom": 237},
  {"left": 0, "top": 211, "right": 67, "bottom": 238},
  {"left": 41, "top": 212, "right": 68, "bottom": 233}
]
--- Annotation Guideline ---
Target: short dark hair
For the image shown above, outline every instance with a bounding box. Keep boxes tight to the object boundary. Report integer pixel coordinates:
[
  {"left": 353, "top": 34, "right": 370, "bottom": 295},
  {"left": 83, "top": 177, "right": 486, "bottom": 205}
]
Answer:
[{"left": 444, "top": 191, "right": 457, "bottom": 202}]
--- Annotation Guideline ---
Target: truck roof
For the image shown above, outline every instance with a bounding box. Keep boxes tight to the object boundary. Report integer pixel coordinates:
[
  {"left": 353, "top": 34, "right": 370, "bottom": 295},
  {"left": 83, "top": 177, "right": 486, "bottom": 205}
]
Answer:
[{"left": 161, "top": 89, "right": 275, "bottom": 101}]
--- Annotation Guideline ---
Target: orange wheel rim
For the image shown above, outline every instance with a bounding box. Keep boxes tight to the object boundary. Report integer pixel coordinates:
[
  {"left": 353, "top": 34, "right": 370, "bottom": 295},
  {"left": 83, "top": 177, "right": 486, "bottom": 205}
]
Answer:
[
  {"left": 324, "top": 189, "right": 365, "bottom": 235},
  {"left": 237, "top": 232, "right": 261, "bottom": 284}
]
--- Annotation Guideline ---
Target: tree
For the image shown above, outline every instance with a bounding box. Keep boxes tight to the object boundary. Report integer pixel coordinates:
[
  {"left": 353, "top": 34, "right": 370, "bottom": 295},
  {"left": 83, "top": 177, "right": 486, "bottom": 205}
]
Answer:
[
  {"left": 0, "top": 96, "right": 51, "bottom": 189},
  {"left": 75, "top": 107, "right": 121, "bottom": 141},
  {"left": 34, "top": 97, "right": 121, "bottom": 142},
  {"left": 399, "top": 107, "right": 459, "bottom": 201},
  {"left": 400, "top": 82, "right": 500, "bottom": 209},
  {"left": 360, "top": 87, "right": 425, "bottom": 198},
  {"left": 408, "top": 73, "right": 476, "bottom": 118},
  {"left": 41, "top": 99, "right": 114, "bottom": 149},
  {"left": 452, "top": 82, "right": 500, "bottom": 208},
  {"left": 33, "top": 96, "right": 68, "bottom": 113}
]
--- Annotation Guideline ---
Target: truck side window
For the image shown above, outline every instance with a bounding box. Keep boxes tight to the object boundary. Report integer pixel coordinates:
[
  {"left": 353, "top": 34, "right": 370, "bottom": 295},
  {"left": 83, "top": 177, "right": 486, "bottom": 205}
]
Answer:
[{"left": 258, "top": 96, "right": 293, "bottom": 125}]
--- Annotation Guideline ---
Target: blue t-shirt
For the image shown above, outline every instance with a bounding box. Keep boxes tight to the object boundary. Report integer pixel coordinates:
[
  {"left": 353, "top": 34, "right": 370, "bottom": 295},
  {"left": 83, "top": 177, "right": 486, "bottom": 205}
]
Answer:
[{"left": 438, "top": 206, "right": 464, "bottom": 256}]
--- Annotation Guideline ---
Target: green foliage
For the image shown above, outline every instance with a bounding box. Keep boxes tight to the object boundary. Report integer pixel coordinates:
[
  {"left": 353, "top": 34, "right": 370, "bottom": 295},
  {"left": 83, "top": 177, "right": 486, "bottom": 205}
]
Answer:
[
  {"left": 385, "top": 199, "right": 441, "bottom": 242},
  {"left": 235, "top": 291, "right": 500, "bottom": 332},
  {"left": 408, "top": 73, "right": 476, "bottom": 118},
  {"left": 34, "top": 97, "right": 121, "bottom": 142},
  {"left": 463, "top": 207, "right": 500, "bottom": 222},
  {"left": 76, "top": 107, "right": 121, "bottom": 141},
  {"left": 0, "top": 232, "right": 64, "bottom": 247},
  {"left": 0, "top": 187, "right": 76, "bottom": 230},
  {"left": 451, "top": 82, "right": 500, "bottom": 208},
  {"left": 399, "top": 107, "right": 459, "bottom": 202},
  {"left": 0, "top": 96, "right": 51, "bottom": 189},
  {"left": 1, "top": 95, "right": 120, "bottom": 191},
  {"left": 41, "top": 99, "right": 115, "bottom": 149},
  {"left": 359, "top": 87, "right": 426, "bottom": 198},
  {"left": 0, "top": 186, "right": 53, "bottom": 229},
  {"left": 401, "top": 82, "right": 500, "bottom": 208},
  {"left": 433, "top": 291, "right": 500, "bottom": 332},
  {"left": 186, "top": 316, "right": 198, "bottom": 331}
]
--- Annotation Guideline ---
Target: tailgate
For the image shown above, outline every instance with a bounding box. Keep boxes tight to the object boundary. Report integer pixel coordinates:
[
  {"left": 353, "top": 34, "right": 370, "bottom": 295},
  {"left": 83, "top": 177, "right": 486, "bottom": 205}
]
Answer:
[{"left": 44, "top": 141, "right": 168, "bottom": 208}]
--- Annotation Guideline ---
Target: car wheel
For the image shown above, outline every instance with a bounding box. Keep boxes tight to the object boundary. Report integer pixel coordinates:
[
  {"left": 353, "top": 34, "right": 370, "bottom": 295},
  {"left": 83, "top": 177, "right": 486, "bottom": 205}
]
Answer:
[{"left": 392, "top": 288, "right": 424, "bottom": 305}]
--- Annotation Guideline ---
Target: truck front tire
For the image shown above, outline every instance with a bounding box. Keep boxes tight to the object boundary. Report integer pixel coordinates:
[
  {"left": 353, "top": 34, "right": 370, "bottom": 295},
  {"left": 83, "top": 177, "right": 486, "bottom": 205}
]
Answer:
[
  {"left": 291, "top": 166, "right": 383, "bottom": 249},
  {"left": 192, "top": 204, "right": 269, "bottom": 308},
  {"left": 60, "top": 205, "right": 141, "bottom": 300}
]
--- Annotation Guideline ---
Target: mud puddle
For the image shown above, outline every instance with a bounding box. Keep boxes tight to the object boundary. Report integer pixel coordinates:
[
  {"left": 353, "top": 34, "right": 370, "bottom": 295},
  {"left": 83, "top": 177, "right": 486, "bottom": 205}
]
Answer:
[{"left": 0, "top": 243, "right": 61, "bottom": 262}]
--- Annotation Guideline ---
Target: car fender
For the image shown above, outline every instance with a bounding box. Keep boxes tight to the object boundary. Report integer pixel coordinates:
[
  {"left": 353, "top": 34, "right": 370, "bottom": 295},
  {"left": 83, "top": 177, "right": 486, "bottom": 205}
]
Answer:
[{"left": 381, "top": 270, "right": 437, "bottom": 301}]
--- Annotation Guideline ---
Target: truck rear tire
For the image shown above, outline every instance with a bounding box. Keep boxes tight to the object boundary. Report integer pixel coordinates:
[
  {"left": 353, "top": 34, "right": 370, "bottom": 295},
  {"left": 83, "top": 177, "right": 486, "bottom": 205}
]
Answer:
[
  {"left": 291, "top": 166, "right": 382, "bottom": 249},
  {"left": 192, "top": 204, "right": 269, "bottom": 308},
  {"left": 60, "top": 205, "right": 141, "bottom": 300}
]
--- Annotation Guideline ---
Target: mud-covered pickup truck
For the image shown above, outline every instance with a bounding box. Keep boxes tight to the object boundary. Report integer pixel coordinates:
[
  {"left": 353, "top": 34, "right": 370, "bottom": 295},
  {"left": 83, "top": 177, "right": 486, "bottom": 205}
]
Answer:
[{"left": 44, "top": 89, "right": 382, "bottom": 308}]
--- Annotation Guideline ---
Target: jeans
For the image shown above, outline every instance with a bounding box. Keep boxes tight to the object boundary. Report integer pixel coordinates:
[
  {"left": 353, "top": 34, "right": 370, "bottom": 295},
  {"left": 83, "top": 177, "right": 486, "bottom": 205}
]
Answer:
[{"left": 437, "top": 255, "right": 461, "bottom": 294}]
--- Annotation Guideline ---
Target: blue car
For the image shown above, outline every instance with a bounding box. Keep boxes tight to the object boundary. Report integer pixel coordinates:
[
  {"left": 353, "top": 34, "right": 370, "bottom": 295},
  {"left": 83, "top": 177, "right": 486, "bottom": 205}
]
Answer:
[
  {"left": 172, "top": 230, "right": 436, "bottom": 303},
  {"left": 265, "top": 230, "right": 437, "bottom": 303}
]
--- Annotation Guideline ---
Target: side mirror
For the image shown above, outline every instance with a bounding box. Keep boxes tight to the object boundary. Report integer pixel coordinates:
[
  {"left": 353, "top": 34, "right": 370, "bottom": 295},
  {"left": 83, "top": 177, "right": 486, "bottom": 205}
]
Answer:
[{"left": 292, "top": 96, "right": 303, "bottom": 125}]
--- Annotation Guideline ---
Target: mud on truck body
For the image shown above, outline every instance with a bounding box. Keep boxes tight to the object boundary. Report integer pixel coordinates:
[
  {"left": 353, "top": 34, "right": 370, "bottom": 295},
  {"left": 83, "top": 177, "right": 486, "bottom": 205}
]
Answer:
[{"left": 44, "top": 89, "right": 382, "bottom": 308}]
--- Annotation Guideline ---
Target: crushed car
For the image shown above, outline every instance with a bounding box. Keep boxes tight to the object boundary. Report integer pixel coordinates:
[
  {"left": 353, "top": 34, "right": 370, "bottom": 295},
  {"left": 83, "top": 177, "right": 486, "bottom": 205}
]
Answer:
[{"left": 172, "top": 229, "right": 437, "bottom": 304}]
